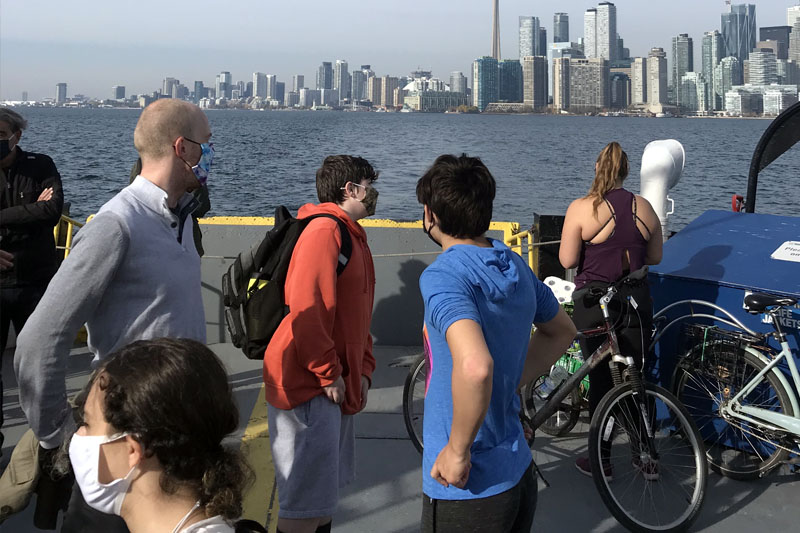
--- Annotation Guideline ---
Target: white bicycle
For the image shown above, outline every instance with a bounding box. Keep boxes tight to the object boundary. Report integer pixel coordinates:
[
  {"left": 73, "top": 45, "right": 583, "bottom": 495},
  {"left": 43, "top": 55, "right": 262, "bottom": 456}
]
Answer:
[{"left": 657, "top": 292, "right": 800, "bottom": 480}]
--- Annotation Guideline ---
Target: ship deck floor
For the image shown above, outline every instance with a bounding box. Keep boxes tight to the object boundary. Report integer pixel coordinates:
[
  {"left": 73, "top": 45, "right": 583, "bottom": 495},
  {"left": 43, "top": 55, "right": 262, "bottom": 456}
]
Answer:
[{"left": 2, "top": 343, "right": 799, "bottom": 532}]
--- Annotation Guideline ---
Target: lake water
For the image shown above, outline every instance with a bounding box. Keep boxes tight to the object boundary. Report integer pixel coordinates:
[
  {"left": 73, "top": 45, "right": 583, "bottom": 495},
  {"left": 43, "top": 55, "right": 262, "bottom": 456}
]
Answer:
[{"left": 14, "top": 107, "right": 800, "bottom": 229}]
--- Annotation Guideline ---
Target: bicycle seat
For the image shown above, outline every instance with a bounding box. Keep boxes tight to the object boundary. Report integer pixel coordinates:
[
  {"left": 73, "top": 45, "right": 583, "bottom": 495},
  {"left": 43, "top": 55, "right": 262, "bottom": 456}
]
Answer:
[{"left": 743, "top": 292, "right": 797, "bottom": 314}]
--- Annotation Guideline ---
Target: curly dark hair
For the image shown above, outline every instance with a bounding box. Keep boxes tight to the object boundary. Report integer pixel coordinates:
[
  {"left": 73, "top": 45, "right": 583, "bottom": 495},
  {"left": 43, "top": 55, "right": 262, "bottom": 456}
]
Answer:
[
  {"left": 75, "top": 338, "right": 252, "bottom": 520},
  {"left": 315, "top": 155, "right": 379, "bottom": 204}
]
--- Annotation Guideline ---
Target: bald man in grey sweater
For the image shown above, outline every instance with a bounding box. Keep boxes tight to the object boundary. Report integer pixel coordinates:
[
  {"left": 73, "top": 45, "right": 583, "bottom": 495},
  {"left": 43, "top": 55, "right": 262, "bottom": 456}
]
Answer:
[{"left": 13, "top": 99, "right": 213, "bottom": 532}]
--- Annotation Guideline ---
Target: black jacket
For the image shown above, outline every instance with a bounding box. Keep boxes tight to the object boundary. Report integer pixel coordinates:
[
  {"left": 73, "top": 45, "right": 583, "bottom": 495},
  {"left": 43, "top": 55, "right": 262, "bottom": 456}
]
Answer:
[{"left": 0, "top": 147, "right": 64, "bottom": 287}]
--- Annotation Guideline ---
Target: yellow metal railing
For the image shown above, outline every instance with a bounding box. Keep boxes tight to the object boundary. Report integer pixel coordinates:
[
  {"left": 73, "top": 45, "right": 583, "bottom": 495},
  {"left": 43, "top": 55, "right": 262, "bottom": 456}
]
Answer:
[
  {"left": 506, "top": 227, "right": 540, "bottom": 274},
  {"left": 53, "top": 215, "right": 85, "bottom": 260}
]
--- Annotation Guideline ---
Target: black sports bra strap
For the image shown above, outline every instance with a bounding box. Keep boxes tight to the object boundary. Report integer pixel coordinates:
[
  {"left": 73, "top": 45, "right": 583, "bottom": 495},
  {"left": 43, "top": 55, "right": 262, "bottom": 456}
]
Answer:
[
  {"left": 632, "top": 196, "right": 653, "bottom": 239},
  {"left": 584, "top": 198, "right": 616, "bottom": 244}
]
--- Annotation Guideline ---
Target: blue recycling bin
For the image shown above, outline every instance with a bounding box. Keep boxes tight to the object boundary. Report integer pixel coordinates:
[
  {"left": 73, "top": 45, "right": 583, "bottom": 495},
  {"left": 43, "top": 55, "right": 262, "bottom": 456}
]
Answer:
[
  {"left": 647, "top": 211, "right": 800, "bottom": 384},
  {"left": 649, "top": 209, "right": 800, "bottom": 388},
  {"left": 648, "top": 210, "right": 800, "bottom": 456}
]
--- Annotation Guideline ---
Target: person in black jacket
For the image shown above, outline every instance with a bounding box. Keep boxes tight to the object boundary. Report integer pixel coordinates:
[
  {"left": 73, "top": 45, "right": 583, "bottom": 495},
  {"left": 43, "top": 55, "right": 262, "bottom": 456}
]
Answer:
[{"left": 0, "top": 107, "right": 64, "bottom": 451}]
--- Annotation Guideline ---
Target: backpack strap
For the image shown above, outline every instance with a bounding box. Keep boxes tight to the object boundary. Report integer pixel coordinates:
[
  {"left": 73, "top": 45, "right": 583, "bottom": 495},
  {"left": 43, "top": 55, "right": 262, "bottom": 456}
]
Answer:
[{"left": 304, "top": 214, "right": 352, "bottom": 275}]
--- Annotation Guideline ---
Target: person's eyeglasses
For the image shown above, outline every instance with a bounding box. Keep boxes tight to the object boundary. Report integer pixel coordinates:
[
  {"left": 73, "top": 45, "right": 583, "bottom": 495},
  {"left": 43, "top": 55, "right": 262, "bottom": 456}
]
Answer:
[{"left": 340, "top": 182, "right": 373, "bottom": 192}]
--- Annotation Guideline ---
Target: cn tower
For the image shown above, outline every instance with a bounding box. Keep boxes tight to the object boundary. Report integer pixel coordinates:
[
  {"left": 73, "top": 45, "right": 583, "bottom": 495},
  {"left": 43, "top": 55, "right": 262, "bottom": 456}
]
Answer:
[{"left": 491, "top": 0, "right": 501, "bottom": 60}]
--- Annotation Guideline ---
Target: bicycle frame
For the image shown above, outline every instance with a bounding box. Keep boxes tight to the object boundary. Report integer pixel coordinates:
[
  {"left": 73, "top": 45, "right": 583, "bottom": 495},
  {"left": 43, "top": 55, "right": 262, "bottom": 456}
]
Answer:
[
  {"left": 654, "top": 299, "right": 800, "bottom": 438},
  {"left": 531, "top": 288, "right": 640, "bottom": 431},
  {"left": 728, "top": 337, "right": 800, "bottom": 436}
]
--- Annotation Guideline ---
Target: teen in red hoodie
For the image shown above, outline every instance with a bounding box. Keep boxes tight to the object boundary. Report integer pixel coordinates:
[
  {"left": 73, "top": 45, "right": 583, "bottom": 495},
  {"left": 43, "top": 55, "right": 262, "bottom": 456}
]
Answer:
[{"left": 264, "top": 155, "right": 378, "bottom": 533}]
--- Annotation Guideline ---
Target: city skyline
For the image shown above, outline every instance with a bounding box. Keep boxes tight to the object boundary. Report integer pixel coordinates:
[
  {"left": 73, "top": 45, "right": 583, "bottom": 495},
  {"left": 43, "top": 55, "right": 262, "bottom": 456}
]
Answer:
[{"left": 0, "top": 0, "right": 793, "bottom": 101}]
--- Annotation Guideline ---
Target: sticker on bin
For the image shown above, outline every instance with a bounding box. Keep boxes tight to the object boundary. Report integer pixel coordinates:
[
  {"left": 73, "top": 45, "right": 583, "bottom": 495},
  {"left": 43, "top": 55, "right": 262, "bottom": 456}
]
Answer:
[{"left": 771, "top": 241, "right": 800, "bottom": 263}]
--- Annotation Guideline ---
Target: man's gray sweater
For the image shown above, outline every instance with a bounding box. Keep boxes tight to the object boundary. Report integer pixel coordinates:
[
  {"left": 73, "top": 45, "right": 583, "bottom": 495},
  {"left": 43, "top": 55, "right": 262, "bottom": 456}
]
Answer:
[{"left": 14, "top": 176, "right": 206, "bottom": 448}]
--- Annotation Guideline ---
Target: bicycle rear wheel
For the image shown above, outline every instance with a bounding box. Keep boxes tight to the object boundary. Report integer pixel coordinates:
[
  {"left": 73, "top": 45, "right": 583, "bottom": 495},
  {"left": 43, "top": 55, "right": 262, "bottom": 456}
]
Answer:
[
  {"left": 674, "top": 344, "right": 794, "bottom": 480},
  {"left": 521, "top": 376, "right": 582, "bottom": 436},
  {"left": 402, "top": 354, "right": 427, "bottom": 453},
  {"left": 589, "top": 383, "right": 707, "bottom": 532}
]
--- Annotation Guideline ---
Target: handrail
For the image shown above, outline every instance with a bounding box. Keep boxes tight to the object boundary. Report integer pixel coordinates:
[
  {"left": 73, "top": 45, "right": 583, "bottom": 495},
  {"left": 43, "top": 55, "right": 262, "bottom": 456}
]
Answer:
[
  {"left": 505, "top": 228, "right": 539, "bottom": 272},
  {"left": 53, "top": 215, "right": 85, "bottom": 260}
]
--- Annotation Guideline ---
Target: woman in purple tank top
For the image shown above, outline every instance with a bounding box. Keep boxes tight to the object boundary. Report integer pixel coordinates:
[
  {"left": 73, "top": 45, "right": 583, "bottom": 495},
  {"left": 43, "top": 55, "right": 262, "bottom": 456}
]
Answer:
[{"left": 559, "top": 142, "right": 663, "bottom": 480}]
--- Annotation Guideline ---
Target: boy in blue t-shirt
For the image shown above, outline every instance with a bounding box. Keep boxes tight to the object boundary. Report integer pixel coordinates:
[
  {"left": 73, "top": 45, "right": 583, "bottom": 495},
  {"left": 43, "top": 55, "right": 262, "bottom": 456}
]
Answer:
[{"left": 416, "top": 154, "right": 577, "bottom": 532}]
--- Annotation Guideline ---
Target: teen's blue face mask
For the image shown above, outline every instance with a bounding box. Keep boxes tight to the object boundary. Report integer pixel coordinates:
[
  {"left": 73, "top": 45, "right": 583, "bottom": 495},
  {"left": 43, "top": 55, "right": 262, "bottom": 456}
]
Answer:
[{"left": 184, "top": 139, "right": 214, "bottom": 185}]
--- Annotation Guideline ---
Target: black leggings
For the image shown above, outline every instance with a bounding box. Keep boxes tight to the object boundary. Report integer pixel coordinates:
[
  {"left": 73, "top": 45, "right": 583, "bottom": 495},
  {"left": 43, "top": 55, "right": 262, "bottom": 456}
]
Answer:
[
  {"left": 421, "top": 463, "right": 537, "bottom": 533},
  {"left": 571, "top": 280, "right": 653, "bottom": 419}
]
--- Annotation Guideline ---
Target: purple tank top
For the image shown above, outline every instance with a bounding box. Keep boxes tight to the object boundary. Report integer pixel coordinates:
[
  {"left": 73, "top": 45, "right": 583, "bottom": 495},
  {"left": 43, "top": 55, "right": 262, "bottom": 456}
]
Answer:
[{"left": 574, "top": 188, "right": 648, "bottom": 289}]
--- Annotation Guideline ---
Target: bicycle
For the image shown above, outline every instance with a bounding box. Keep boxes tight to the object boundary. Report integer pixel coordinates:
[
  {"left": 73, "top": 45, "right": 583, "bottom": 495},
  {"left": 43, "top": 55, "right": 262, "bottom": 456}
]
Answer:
[
  {"left": 403, "top": 268, "right": 708, "bottom": 532},
  {"left": 660, "top": 293, "right": 800, "bottom": 480},
  {"left": 520, "top": 342, "right": 589, "bottom": 437}
]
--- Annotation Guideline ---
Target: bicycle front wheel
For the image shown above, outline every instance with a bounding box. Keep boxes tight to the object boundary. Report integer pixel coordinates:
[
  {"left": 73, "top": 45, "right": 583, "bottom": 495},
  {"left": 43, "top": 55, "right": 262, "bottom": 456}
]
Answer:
[
  {"left": 674, "top": 345, "right": 795, "bottom": 480},
  {"left": 589, "top": 383, "right": 707, "bottom": 533},
  {"left": 402, "top": 354, "right": 427, "bottom": 453}
]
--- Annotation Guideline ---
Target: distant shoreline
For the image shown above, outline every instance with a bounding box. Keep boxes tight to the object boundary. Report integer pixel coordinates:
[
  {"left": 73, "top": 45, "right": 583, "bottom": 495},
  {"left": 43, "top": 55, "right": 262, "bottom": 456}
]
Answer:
[{"left": 3, "top": 104, "right": 776, "bottom": 120}]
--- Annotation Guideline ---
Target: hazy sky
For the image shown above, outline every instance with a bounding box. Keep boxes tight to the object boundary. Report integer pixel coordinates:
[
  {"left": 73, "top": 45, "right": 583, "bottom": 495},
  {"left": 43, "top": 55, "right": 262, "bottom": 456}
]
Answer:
[{"left": 0, "top": 0, "right": 794, "bottom": 100}]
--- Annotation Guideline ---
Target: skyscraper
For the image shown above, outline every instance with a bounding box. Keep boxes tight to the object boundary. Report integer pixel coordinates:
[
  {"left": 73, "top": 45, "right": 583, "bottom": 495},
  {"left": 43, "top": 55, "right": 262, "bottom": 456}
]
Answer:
[
  {"left": 672, "top": 34, "right": 693, "bottom": 107},
  {"left": 596, "top": 2, "right": 617, "bottom": 61},
  {"left": 568, "top": 58, "right": 609, "bottom": 111},
  {"left": 56, "top": 83, "right": 67, "bottom": 103},
  {"left": 647, "top": 47, "right": 668, "bottom": 105},
  {"left": 792, "top": 20, "right": 800, "bottom": 63},
  {"left": 368, "top": 76, "right": 382, "bottom": 105},
  {"left": 702, "top": 30, "right": 724, "bottom": 110},
  {"left": 253, "top": 72, "right": 267, "bottom": 99},
  {"left": 499, "top": 59, "right": 523, "bottom": 103},
  {"left": 552, "top": 57, "right": 571, "bottom": 110},
  {"left": 266, "top": 75, "right": 277, "bottom": 99},
  {"left": 22, "top": 91, "right": 28, "bottom": 102},
  {"left": 519, "top": 17, "right": 540, "bottom": 58},
  {"left": 351, "top": 71, "right": 366, "bottom": 101},
  {"left": 631, "top": 57, "right": 648, "bottom": 104},
  {"left": 163, "top": 77, "right": 179, "bottom": 97},
  {"left": 193, "top": 81, "right": 205, "bottom": 102},
  {"left": 789, "top": 5, "right": 800, "bottom": 27},
  {"left": 334, "top": 60, "right": 350, "bottom": 101},
  {"left": 610, "top": 72, "right": 630, "bottom": 109},
  {"left": 584, "top": 8, "right": 597, "bottom": 58},
  {"left": 554, "top": 13, "right": 569, "bottom": 43},
  {"left": 381, "top": 76, "right": 399, "bottom": 108},
  {"left": 679, "top": 72, "right": 708, "bottom": 113},
  {"left": 317, "top": 62, "right": 333, "bottom": 90},
  {"left": 539, "top": 27, "right": 548, "bottom": 58},
  {"left": 112, "top": 86, "right": 126, "bottom": 100},
  {"left": 492, "top": 0, "right": 501, "bottom": 61},
  {"left": 275, "top": 82, "right": 286, "bottom": 105},
  {"left": 760, "top": 27, "right": 791, "bottom": 59},
  {"left": 748, "top": 49, "right": 778, "bottom": 85},
  {"left": 450, "top": 71, "right": 468, "bottom": 94},
  {"left": 521, "top": 56, "right": 547, "bottom": 109},
  {"left": 473, "top": 56, "right": 499, "bottom": 111},
  {"left": 714, "top": 56, "right": 743, "bottom": 110},
  {"left": 721, "top": 4, "right": 756, "bottom": 63},
  {"left": 584, "top": 3, "right": 616, "bottom": 60},
  {"left": 215, "top": 72, "right": 231, "bottom": 99},
  {"left": 292, "top": 75, "right": 305, "bottom": 92}
]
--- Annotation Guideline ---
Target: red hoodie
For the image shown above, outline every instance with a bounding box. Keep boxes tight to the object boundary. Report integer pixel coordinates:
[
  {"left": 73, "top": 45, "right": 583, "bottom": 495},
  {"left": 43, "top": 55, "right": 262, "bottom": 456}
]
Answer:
[{"left": 263, "top": 203, "right": 376, "bottom": 415}]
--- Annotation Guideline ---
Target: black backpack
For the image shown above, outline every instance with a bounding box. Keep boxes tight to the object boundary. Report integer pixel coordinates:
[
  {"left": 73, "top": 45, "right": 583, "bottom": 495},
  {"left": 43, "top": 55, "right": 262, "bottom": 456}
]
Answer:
[{"left": 222, "top": 206, "right": 352, "bottom": 360}]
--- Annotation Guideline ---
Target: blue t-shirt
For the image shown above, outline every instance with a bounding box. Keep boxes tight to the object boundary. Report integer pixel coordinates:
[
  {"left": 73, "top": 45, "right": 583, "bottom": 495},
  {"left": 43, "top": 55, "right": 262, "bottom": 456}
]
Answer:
[{"left": 419, "top": 238, "right": 560, "bottom": 500}]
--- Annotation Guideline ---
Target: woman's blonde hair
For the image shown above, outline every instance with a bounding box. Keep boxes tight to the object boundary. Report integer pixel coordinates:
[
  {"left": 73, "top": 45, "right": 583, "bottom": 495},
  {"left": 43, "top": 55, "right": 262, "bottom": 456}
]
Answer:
[{"left": 587, "top": 142, "right": 629, "bottom": 216}]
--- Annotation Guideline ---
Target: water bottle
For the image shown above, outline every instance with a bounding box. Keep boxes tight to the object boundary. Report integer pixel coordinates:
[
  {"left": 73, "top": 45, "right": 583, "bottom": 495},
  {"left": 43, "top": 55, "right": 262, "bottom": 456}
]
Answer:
[{"left": 536, "top": 365, "right": 569, "bottom": 400}]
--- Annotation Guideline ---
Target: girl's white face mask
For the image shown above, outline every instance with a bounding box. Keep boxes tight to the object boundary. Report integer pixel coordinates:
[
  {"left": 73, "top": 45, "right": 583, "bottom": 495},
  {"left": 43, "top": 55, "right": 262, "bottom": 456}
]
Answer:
[{"left": 68, "top": 432, "right": 137, "bottom": 516}]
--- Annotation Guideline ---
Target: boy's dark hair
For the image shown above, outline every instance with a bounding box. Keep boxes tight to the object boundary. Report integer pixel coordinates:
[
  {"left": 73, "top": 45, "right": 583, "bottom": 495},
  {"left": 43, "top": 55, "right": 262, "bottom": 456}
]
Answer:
[
  {"left": 316, "top": 155, "right": 379, "bottom": 204},
  {"left": 416, "top": 154, "right": 496, "bottom": 239}
]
